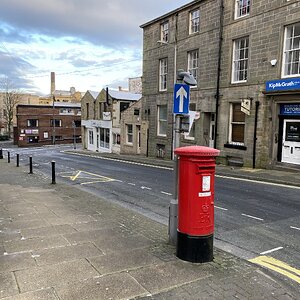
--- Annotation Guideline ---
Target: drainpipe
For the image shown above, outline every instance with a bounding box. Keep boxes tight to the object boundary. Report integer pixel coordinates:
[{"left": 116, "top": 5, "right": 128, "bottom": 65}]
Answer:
[
  {"left": 214, "top": 0, "right": 224, "bottom": 149},
  {"left": 253, "top": 101, "right": 260, "bottom": 168},
  {"left": 106, "top": 87, "right": 109, "bottom": 105}
]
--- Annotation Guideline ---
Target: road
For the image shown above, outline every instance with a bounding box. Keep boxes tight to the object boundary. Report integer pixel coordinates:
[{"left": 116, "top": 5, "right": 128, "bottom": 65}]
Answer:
[{"left": 3, "top": 145, "right": 300, "bottom": 285}]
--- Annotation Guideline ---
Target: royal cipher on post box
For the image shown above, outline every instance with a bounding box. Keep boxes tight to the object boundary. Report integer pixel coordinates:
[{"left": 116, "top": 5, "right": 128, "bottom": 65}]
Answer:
[{"left": 174, "top": 145, "right": 220, "bottom": 263}]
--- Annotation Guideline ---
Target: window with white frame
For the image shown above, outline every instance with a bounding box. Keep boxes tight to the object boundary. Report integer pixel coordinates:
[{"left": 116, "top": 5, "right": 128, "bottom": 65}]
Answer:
[
  {"left": 157, "top": 105, "right": 167, "bottom": 136},
  {"left": 232, "top": 37, "right": 249, "bottom": 83},
  {"left": 159, "top": 58, "right": 168, "bottom": 91},
  {"left": 27, "top": 119, "right": 38, "bottom": 127},
  {"left": 283, "top": 22, "right": 300, "bottom": 77},
  {"left": 188, "top": 50, "right": 199, "bottom": 83},
  {"left": 190, "top": 9, "right": 200, "bottom": 34},
  {"left": 100, "top": 128, "right": 110, "bottom": 148},
  {"left": 88, "top": 130, "right": 94, "bottom": 145},
  {"left": 126, "top": 124, "right": 133, "bottom": 144},
  {"left": 160, "top": 21, "right": 169, "bottom": 43},
  {"left": 229, "top": 103, "right": 245, "bottom": 145},
  {"left": 50, "top": 119, "right": 62, "bottom": 127},
  {"left": 235, "top": 0, "right": 250, "bottom": 19}
]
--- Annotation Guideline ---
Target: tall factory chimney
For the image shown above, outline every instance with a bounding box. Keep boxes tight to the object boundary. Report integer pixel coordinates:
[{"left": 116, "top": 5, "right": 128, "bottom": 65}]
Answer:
[{"left": 51, "top": 72, "right": 55, "bottom": 95}]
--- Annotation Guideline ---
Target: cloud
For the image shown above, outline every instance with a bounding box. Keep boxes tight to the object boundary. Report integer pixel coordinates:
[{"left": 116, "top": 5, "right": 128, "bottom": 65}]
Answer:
[
  {"left": 0, "top": 0, "right": 190, "bottom": 94},
  {"left": 0, "top": 0, "right": 189, "bottom": 47},
  {"left": 0, "top": 51, "right": 38, "bottom": 92}
]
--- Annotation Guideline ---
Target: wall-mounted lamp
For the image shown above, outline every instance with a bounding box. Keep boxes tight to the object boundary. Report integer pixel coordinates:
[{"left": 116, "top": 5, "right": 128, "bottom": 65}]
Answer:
[{"left": 270, "top": 59, "right": 277, "bottom": 66}]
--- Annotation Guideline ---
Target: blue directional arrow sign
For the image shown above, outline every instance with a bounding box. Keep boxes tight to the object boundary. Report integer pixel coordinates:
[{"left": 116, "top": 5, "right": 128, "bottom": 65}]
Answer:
[{"left": 173, "top": 84, "right": 190, "bottom": 114}]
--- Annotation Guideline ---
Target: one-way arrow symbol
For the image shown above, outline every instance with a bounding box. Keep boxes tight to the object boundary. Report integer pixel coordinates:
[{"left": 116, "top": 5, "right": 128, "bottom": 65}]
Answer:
[
  {"left": 176, "top": 86, "right": 187, "bottom": 113},
  {"left": 173, "top": 83, "right": 190, "bottom": 114}
]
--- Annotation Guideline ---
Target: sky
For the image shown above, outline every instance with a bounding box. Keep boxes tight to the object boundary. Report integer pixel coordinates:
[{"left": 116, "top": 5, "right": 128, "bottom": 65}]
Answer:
[{"left": 0, "top": 0, "right": 191, "bottom": 95}]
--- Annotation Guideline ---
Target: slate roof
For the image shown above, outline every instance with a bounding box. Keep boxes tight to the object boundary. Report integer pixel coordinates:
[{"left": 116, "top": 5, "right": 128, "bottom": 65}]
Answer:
[
  {"left": 87, "top": 90, "right": 100, "bottom": 99},
  {"left": 108, "top": 89, "right": 141, "bottom": 101}
]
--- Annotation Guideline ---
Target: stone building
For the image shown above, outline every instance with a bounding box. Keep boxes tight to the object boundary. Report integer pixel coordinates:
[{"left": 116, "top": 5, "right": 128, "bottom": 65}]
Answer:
[
  {"left": 140, "top": 0, "right": 220, "bottom": 160},
  {"left": 16, "top": 102, "right": 81, "bottom": 147},
  {"left": 81, "top": 88, "right": 141, "bottom": 153},
  {"left": 120, "top": 100, "right": 148, "bottom": 156},
  {"left": 141, "top": 0, "right": 300, "bottom": 167}
]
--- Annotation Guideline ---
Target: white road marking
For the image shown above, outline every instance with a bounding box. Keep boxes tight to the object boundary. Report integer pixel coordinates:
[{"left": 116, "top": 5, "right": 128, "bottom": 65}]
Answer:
[
  {"left": 260, "top": 247, "right": 284, "bottom": 255},
  {"left": 128, "top": 183, "right": 136, "bottom": 186},
  {"left": 214, "top": 205, "right": 228, "bottom": 211},
  {"left": 290, "top": 226, "right": 300, "bottom": 231},
  {"left": 141, "top": 186, "right": 152, "bottom": 190},
  {"left": 216, "top": 175, "right": 300, "bottom": 190},
  {"left": 241, "top": 213, "right": 264, "bottom": 221},
  {"left": 161, "top": 191, "right": 172, "bottom": 196},
  {"left": 63, "top": 151, "right": 173, "bottom": 170}
]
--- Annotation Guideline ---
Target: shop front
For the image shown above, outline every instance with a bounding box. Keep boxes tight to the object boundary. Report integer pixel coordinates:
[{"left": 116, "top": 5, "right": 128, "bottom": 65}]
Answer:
[
  {"left": 279, "top": 104, "right": 300, "bottom": 165},
  {"left": 265, "top": 78, "right": 300, "bottom": 166}
]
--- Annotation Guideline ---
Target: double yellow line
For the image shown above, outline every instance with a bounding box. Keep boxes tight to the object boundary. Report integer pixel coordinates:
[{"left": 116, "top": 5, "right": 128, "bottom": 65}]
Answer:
[{"left": 250, "top": 256, "right": 300, "bottom": 284}]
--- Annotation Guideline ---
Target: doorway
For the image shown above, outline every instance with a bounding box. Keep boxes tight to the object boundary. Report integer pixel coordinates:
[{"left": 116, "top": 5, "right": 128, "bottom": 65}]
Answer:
[
  {"left": 282, "top": 119, "right": 300, "bottom": 165},
  {"left": 136, "top": 125, "right": 141, "bottom": 154},
  {"left": 209, "top": 113, "right": 215, "bottom": 148}
]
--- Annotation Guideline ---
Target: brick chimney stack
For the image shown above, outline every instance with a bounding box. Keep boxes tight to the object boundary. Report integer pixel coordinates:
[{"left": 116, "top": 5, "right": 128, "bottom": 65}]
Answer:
[{"left": 51, "top": 72, "right": 55, "bottom": 95}]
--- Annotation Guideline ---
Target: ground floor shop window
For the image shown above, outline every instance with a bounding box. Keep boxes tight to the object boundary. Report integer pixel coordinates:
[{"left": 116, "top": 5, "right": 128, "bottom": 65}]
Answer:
[
  {"left": 100, "top": 128, "right": 110, "bottom": 149},
  {"left": 28, "top": 136, "right": 39, "bottom": 143},
  {"left": 229, "top": 103, "right": 245, "bottom": 145},
  {"left": 126, "top": 124, "right": 133, "bottom": 144},
  {"left": 88, "top": 130, "right": 94, "bottom": 145}
]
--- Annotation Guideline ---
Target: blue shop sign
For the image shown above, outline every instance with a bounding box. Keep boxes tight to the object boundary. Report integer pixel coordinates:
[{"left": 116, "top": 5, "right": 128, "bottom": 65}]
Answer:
[
  {"left": 280, "top": 104, "right": 300, "bottom": 115},
  {"left": 266, "top": 78, "right": 300, "bottom": 92}
]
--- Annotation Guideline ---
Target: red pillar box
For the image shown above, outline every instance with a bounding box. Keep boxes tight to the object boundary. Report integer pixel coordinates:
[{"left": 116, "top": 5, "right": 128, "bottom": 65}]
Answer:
[{"left": 175, "top": 145, "right": 220, "bottom": 263}]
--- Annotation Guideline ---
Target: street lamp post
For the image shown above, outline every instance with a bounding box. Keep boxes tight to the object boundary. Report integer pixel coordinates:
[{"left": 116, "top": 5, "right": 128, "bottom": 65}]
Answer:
[
  {"left": 72, "top": 121, "right": 76, "bottom": 149},
  {"left": 158, "top": 40, "right": 197, "bottom": 245},
  {"left": 52, "top": 96, "right": 56, "bottom": 145}
]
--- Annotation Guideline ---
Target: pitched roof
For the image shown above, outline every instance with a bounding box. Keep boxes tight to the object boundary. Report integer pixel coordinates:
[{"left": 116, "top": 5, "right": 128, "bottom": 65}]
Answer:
[
  {"left": 108, "top": 89, "right": 141, "bottom": 101},
  {"left": 87, "top": 90, "right": 100, "bottom": 99}
]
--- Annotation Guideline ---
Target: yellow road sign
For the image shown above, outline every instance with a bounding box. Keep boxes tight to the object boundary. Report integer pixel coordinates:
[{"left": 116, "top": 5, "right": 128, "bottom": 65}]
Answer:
[{"left": 249, "top": 255, "right": 300, "bottom": 284}]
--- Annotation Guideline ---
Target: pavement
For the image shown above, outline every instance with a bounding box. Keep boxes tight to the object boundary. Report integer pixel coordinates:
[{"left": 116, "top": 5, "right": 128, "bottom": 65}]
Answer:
[{"left": 0, "top": 147, "right": 300, "bottom": 299}]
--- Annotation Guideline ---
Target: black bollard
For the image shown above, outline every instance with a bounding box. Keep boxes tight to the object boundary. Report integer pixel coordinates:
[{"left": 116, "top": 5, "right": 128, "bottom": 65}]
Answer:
[
  {"left": 29, "top": 156, "right": 33, "bottom": 174},
  {"left": 0, "top": 148, "right": 3, "bottom": 159},
  {"left": 8, "top": 151, "right": 10, "bottom": 163},
  {"left": 51, "top": 161, "right": 56, "bottom": 184},
  {"left": 16, "top": 154, "right": 19, "bottom": 167}
]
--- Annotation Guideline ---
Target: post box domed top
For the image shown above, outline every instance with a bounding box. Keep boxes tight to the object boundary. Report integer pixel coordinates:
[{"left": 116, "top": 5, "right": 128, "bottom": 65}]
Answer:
[{"left": 174, "top": 145, "right": 220, "bottom": 157}]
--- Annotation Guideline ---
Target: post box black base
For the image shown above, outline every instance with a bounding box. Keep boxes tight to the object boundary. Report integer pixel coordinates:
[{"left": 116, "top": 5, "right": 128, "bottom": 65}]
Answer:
[{"left": 176, "top": 231, "right": 213, "bottom": 263}]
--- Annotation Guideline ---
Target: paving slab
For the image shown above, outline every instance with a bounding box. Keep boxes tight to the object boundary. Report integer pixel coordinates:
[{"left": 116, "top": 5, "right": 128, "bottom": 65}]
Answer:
[
  {"left": 93, "top": 233, "right": 155, "bottom": 254},
  {"left": 33, "top": 242, "right": 104, "bottom": 266},
  {"left": 4, "top": 235, "right": 70, "bottom": 254},
  {"left": 20, "top": 224, "right": 77, "bottom": 239},
  {"left": 63, "top": 227, "right": 133, "bottom": 245},
  {"left": 89, "top": 247, "right": 162, "bottom": 274},
  {"left": 56, "top": 273, "right": 148, "bottom": 300},
  {"left": 0, "top": 272, "right": 18, "bottom": 299},
  {"left": 0, "top": 252, "right": 36, "bottom": 272},
  {"left": 43, "top": 214, "right": 97, "bottom": 226},
  {"left": 1, "top": 288, "right": 58, "bottom": 300},
  {"left": 70, "top": 219, "right": 119, "bottom": 232},
  {"left": 2, "top": 219, "right": 50, "bottom": 231},
  {"left": 0, "top": 229, "right": 21, "bottom": 243},
  {"left": 129, "top": 260, "right": 212, "bottom": 294},
  {"left": 14, "top": 259, "right": 100, "bottom": 293}
]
